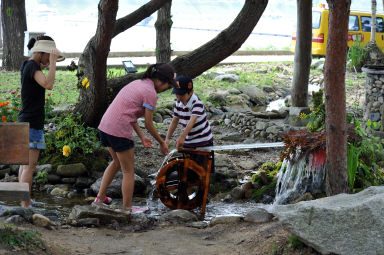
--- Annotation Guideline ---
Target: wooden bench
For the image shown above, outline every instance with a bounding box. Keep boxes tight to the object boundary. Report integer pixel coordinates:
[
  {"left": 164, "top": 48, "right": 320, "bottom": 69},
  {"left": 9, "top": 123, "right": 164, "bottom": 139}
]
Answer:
[{"left": 0, "top": 123, "right": 30, "bottom": 201}]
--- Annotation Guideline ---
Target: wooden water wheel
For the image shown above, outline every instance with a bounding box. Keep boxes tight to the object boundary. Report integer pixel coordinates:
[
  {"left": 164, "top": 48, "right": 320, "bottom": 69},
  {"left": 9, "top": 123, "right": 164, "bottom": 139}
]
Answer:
[{"left": 155, "top": 149, "right": 212, "bottom": 218}]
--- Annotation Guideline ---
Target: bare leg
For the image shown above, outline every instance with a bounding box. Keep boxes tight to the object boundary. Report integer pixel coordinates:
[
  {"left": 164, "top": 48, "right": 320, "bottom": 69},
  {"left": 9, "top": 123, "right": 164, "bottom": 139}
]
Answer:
[
  {"left": 116, "top": 148, "right": 135, "bottom": 209},
  {"left": 97, "top": 147, "right": 121, "bottom": 199},
  {"left": 19, "top": 149, "right": 40, "bottom": 208}
]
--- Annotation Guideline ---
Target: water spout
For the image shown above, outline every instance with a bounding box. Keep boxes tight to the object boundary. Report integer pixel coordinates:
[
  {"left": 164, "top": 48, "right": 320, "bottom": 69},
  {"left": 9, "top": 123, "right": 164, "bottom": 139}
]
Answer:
[{"left": 273, "top": 149, "right": 326, "bottom": 205}]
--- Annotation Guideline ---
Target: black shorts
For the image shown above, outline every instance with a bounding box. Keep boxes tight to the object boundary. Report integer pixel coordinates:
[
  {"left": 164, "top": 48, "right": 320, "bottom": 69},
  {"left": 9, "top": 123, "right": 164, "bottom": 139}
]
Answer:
[{"left": 99, "top": 130, "right": 134, "bottom": 152}]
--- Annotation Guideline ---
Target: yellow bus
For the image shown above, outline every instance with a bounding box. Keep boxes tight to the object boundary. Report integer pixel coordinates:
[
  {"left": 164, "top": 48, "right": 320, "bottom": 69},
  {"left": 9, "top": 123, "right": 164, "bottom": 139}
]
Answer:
[{"left": 291, "top": 6, "right": 384, "bottom": 57}]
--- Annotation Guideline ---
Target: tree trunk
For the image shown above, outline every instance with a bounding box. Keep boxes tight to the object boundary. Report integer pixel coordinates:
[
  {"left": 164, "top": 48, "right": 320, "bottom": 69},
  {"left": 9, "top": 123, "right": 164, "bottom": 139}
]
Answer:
[
  {"left": 74, "top": 0, "right": 118, "bottom": 127},
  {"left": 324, "top": 0, "right": 351, "bottom": 195},
  {"left": 1, "top": 0, "right": 26, "bottom": 71},
  {"left": 155, "top": 0, "right": 172, "bottom": 63},
  {"left": 371, "top": 0, "right": 377, "bottom": 41},
  {"left": 291, "top": 0, "right": 312, "bottom": 107},
  {"left": 77, "top": 0, "right": 268, "bottom": 127},
  {"left": 0, "top": 5, "right": 2, "bottom": 49}
]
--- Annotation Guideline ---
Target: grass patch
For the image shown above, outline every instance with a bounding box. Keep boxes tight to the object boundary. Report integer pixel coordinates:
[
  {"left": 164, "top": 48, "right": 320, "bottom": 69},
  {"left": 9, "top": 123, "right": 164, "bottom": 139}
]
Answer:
[{"left": 0, "top": 224, "right": 45, "bottom": 252}]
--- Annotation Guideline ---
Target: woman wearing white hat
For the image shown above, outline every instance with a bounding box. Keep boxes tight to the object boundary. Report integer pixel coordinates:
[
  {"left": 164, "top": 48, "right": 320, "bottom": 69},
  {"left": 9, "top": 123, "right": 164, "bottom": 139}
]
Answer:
[{"left": 18, "top": 35, "right": 65, "bottom": 208}]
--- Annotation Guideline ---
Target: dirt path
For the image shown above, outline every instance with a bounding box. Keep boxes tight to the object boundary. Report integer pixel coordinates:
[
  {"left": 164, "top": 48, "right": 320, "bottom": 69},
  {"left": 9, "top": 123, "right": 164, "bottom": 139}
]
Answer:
[{"left": 1, "top": 219, "right": 318, "bottom": 255}]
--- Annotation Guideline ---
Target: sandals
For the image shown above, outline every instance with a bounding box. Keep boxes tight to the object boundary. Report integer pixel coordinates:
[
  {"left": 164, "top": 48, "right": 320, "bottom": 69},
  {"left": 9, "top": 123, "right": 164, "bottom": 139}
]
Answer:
[{"left": 93, "top": 196, "right": 112, "bottom": 205}]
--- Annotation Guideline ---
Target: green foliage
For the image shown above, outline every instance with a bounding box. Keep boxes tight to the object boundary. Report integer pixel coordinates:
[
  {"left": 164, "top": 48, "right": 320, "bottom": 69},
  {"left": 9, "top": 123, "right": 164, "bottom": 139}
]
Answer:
[
  {"left": 288, "top": 235, "right": 305, "bottom": 249},
  {"left": 347, "top": 37, "right": 368, "bottom": 71},
  {"left": 251, "top": 180, "right": 277, "bottom": 202},
  {"left": 347, "top": 144, "right": 359, "bottom": 190},
  {"left": 349, "top": 119, "right": 384, "bottom": 190},
  {"left": 0, "top": 224, "right": 45, "bottom": 251},
  {"left": 42, "top": 112, "right": 100, "bottom": 161},
  {"left": 304, "top": 89, "right": 325, "bottom": 132},
  {"left": 35, "top": 170, "right": 48, "bottom": 184}
]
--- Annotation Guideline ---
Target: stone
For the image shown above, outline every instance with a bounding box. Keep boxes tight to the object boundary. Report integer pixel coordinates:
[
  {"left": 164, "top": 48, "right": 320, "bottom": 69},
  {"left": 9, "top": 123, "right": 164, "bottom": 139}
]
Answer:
[
  {"left": 272, "top": 186, "right": 384, "bottom": 255},
  {"left": 210, "top": 215, "right": 243, "bottom": 226},
  {"left": 56, "top": 163, "right": 87, "bottom": 177},
  {"left": 36, "top": 164, "right": 54, "bottom": 174},
  {"left": 159, "top": 209, "right": 198, "bottom": 224},
  {"left": 50, "top": 187, "right": 69, "bottom": 197},
  {"left": 244, "top": 208, "right": 273, "bottom": 223},
  {"left": 213, "top": 74, "right": 239, "bottom": 82},
  {"left": 32, "top": 214, "right": 51, "bottom": 228},
  {"left": 239, "top": 85, "right": 267, "bottom": 106}
]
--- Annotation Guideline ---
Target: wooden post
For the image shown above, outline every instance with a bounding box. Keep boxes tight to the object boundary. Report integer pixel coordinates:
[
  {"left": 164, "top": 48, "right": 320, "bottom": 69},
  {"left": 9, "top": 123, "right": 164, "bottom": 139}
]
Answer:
[
  {"left": 0, "top": 122, "right": 30, "bottom": 201},
  {"left": 0, "top": 122, "right": 29, "bottom": 164}
]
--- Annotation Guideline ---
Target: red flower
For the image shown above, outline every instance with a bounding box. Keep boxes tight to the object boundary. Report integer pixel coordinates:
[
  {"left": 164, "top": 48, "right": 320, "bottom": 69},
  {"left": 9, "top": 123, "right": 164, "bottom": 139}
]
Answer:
[
  {"left": 45, "top": 98, "right": 49, "bottom": 101},
  {"left": 17, "top": 95, "right": 21, "bottom": 98},
  {"left": 1, "top": 116, "right": 5, "bottom": 120},
  {"left": 11, "top": 91, "right": 16, "bottom": 94},
  {"left": 47, "top": 93, "right": 51, "bottom": 96}
]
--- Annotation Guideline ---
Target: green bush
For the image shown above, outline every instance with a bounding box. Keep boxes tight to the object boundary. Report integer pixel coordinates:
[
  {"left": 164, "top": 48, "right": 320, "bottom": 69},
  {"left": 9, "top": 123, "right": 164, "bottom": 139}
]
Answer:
[
  {"left": 0, "top": 224, "right": 45, "bottom": 251},
  {"left": 41, "top": 112, "right": 100, "bottom": 163}
]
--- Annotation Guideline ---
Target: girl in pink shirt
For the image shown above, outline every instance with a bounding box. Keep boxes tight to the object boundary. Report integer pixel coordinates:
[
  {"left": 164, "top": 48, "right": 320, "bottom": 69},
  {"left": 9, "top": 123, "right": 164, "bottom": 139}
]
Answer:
[{"left": 94, "top": 63, "right": 177, "bottom": 213}]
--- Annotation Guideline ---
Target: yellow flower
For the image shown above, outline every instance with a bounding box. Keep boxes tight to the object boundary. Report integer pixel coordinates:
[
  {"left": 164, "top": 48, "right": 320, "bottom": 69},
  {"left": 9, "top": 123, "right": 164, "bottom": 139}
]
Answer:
[
  {"left": 299, "top": 113, "right": 307, "bottom": 119},
  {"left": 62, "top": 145, "right": 71, "bottom": 157},
  {"left": 57, "top": 131, "right": 63, "bottom": 137},
  {"left": 81, "top": 77, "right": 90, "bottom": 89},
  {"left": 309, "top": 107, "right": 314, "bottom": 111}
]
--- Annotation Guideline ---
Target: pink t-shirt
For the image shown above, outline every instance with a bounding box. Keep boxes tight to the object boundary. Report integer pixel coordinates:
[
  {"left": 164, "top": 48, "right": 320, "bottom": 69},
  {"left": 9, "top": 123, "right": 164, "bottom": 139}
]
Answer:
[{"left": 98, "top": 78, "right": 157, "bottom": 141}]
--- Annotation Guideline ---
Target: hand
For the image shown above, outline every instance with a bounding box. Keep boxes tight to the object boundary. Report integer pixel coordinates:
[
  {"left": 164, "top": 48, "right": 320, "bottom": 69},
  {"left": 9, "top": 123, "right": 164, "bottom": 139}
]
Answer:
[
  {"left": 49, "top": 49, "right": 59, "bottom": 64},
  {"left": 160, "top": 141, "right": 169, "bottom": 155},
  {"left": 176, "top": 136, "right": 185, "bottom": 149},
  {"left": 40, "top": 62, "right": 49, "bottom": 69},
  {"left": 141, "top": 136, "right": 153, "bottom": 148}
]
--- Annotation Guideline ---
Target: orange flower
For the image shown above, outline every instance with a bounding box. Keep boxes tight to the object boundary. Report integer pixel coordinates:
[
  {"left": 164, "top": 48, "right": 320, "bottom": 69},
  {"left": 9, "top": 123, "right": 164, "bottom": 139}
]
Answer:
[
  {"left": 1, "top": 116, "right": 6, "bottom": 120},
  {"left": 0, "top": 103, "right": 4, "bottom": 107},
  {"left": 3, "top": 120, "right": 7, "bottom": 123}
]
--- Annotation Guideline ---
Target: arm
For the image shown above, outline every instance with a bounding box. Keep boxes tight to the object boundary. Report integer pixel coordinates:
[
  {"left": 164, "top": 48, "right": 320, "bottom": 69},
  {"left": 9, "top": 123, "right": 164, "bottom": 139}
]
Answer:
[
  {"left": 33, "top": 49, "right": 59, "bottom": 90},
  {"left": 165, "top": 117, "right": 179, "bottom": 147},
  {"left": 144, "top": 108, "right": 168, "bottom": 155},
  {"left": 176, "top": 115, "right": 198, "bottom": 148},
  {"left": 132, "top": 122, "right": 153, "bottom": 148}
]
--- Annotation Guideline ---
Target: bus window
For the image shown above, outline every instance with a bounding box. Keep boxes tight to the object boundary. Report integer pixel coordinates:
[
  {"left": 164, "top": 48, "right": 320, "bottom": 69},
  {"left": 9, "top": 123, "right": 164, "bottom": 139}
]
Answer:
[
  {"left": 361, "top": 16, "right": 371, "bottom": 32},
  {"left": 349, "top": 15, "right": 359, "bottom": 31},
  {"left": 313, "top": 11, "right": 321, "bottom": 29},
  {"left": 376, "top": 17, "right": 384, "bottom": 32}
]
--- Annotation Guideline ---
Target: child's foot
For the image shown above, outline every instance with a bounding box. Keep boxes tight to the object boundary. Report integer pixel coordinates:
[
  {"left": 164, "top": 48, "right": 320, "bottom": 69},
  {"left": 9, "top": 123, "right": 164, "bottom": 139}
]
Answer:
[{"left": 93, "top": 196, "right": 112, "bottom": 205}]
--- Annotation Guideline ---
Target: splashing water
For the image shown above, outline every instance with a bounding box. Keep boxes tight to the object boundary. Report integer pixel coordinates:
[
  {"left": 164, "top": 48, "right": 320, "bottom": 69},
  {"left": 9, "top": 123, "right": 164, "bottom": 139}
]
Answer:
[{"left": 274, "top": 149, "right": 326, "bottom": 205}]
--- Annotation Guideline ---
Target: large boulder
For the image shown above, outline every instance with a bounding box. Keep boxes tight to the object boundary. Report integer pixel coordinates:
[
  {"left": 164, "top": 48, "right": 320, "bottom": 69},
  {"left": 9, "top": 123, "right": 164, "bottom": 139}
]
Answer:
[
  {"left": 272, "top": 186, "right": 384, "bottom": 255},
  {"left": 239, "top": 85, "right": 267, "bottom": 106}
]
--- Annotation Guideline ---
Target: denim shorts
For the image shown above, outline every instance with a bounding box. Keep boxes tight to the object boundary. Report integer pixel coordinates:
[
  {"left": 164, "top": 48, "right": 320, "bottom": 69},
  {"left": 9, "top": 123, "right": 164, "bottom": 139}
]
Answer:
[
  {"left": 29, "top": 128, "right": 46, "bottom": 150},
  {"left": 99, "top": 130, "right": 134, "bottom": 152}
]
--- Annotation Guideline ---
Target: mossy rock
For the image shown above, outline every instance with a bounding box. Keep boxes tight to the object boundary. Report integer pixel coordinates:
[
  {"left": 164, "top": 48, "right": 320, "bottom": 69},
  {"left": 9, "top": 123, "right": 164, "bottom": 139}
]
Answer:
[{"left": 250, "top": 180, "right": 277, "bottom": 202}]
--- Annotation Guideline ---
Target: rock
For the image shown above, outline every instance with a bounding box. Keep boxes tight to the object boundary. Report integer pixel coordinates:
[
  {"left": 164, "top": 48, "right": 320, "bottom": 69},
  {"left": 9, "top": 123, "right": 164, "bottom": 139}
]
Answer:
[
  {"left": 0, "top": 168, "right": 10, "bottom": 179},
  {"left": 244, "top": 208, "right": 273, "bottom": 223},
  {"left": 69, "top": 204, "right": 130, "bottom": 224},
  {"left": 159, "top": 209, "right": 198, "bottom": 224},
  {"left": 208, "top": 90, "right": 228, "bottom": 105},
  {"left": 239, "top": 85, "right": 267, "bottom": 105},
  {"left": 213, "top": 74, "right": 239, "bottom": 82},
  {"left": 50, "top": 187, "right": 69, "bottom": 197},
  {"left": 230, "top": 187, "right": 244, "bottom": 200},
  {"left": 210, "top": 215, "right": 243, "bottom": 226},
  {"left": 272, "top": 186, "right": 384, "bottom": 255},
  {"left": 56, "top": 163, "right": 87, "bottom": 177},
  {"left": 33, "top": 214, "right": 51, "bottom": 228},
  {"left": 91, "top": 172, "right": 146, "bottom": 198},
  {"left": 186, "top": 221, "right": 209, "bottom": 229},
  {"left": 36, "top": 164, "right": 54, "bottom": 174},
  {"left": 5, "top": 215, "right": 25, "bottom": 224},
  {"left": 77, "top": 218, "right": 100, "bottom": 227}
]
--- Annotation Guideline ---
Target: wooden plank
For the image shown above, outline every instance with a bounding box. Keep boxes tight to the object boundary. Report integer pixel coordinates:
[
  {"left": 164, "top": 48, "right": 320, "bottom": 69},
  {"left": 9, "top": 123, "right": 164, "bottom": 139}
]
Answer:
[
  {"left": 0, "top": 182, "right": 29, "bottom": 201},
  {"left": 0, "top": 122, "right": 29, "bottom": 165}
]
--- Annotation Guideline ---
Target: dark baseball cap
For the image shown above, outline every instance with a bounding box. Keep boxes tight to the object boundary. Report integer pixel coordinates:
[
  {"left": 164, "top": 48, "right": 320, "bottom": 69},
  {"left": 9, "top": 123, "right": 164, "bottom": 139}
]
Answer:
[
  {"left": 172, "top": 75, "right": 193, "bottom": 95},
  {"left": 156, "top": 63, "right": 177, "bottom": 87}
]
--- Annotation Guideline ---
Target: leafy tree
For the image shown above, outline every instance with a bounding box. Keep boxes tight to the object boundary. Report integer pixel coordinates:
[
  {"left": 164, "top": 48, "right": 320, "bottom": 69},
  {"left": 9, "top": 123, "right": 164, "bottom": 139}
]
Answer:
[
  {"left": 324, "top": 0, "right": 351, "bottom": 195},
  {"left": 291, "top": 0, "right": 312, "bottom": 107},
  {"left": 1, "top": 0, "right": 27, "bottom": 71},
  {"left": 74, "top": 0, "right": 269, "bottom": 127}
]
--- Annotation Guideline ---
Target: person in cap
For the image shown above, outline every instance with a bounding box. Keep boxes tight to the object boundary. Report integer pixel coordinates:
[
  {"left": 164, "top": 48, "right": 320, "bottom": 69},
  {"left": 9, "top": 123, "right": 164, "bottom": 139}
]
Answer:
[
  {"left": 18, "top": 35, "right": 65, "bottom": 208},
  {"left": 165, "top": 75, "right": 215, "bottom": 172},
  {"left": 94, "top": 63, "right": 176, "bottom": 213}
]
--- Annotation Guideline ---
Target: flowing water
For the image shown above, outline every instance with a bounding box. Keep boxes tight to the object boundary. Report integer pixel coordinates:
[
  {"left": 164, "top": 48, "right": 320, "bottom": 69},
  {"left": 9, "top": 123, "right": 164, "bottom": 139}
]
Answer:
[{"left": 274, "top": 149, "right": 326, "bottom": 205}]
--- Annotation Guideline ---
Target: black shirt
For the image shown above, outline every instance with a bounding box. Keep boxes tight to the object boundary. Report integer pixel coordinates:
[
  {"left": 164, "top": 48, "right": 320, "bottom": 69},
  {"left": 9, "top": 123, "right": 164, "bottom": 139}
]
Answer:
[{"left": 18, "top": 60, "right": 45, "bottom": 129}]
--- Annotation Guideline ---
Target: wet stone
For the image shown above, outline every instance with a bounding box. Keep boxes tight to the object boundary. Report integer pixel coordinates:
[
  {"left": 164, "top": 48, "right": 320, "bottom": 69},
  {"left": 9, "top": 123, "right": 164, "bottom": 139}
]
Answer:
[
  {"left": 244, "top": 208, "right": 273, "bottom": 223},
  {"left": 210, "top": 215, "right": 243, "bottom": 226},
  {"left": 159, "top": 209, "right": 198, "bottom": 224}
]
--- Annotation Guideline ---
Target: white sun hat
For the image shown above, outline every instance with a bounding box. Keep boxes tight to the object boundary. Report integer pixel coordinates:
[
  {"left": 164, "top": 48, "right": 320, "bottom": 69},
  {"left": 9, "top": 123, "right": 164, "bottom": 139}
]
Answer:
[{"left": 30, "top": 40, "right": 65, "bottom": 62}]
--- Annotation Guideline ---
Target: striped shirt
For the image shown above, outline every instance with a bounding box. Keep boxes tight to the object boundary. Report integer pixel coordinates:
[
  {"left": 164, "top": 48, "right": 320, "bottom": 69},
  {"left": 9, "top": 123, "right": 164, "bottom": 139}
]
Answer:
[
  {"left": 98, "top": 78, "right": 157, "bottom": 141},
  {"left": 173, "top": 93, "right": 213, "bottom": 147}
]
